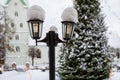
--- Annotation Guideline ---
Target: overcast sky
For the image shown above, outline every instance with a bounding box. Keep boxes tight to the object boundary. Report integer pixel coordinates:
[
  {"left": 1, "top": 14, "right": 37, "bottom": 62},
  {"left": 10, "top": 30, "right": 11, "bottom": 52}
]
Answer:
[
  {"left": 100, "top": 0, "right": 120, "bottom": 48},
  {"left": 0, "top": 0, "right": 120, "bottom": 47},
  {"left": 101, "top": 0, "right": 120, "bottom": 34}
]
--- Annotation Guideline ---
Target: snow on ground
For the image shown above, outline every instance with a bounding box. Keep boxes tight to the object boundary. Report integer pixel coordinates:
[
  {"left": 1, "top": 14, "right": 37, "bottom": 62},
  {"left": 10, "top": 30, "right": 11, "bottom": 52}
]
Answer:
[
  {"left": 0, "top": 69, "right": 120, "bottom": 80},
  {"left": 112, "top": 71, "right": 120, "bottom": 80},
  {"left": 0, "top": 70, "right": 59, "bottom": 80}
]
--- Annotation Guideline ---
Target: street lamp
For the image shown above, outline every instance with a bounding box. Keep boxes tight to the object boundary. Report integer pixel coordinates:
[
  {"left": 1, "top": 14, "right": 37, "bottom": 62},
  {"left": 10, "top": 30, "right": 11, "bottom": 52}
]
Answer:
[
  {"left": 28, "top": 19, "right": 43, "bottom": 40},
  {"left": 27, "top": 5, "right": 78, "bottom": 80}
]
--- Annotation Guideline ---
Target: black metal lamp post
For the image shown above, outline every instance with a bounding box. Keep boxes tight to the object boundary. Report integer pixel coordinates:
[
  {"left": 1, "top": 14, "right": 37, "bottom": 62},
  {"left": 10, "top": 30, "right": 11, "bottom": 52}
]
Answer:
[{"left": 27, "top": 5, "right": 78, "bottom": 80}]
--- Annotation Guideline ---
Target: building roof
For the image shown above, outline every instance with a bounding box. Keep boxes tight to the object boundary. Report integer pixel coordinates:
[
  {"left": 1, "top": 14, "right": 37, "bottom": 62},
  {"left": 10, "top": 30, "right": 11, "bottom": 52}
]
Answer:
[{"left": 5, "top": 0, "right": 27, "bottom": 6}]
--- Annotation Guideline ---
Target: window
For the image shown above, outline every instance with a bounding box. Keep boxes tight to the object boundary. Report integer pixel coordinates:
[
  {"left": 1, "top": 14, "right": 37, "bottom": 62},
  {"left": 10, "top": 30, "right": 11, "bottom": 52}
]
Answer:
[
  {"left": 20, "top": 23, "right": 23, "bottom": 28},
  {"left": 15, "top": 11, "right": 18, "bottom": 16},
  {"left": 36, "top": 49, "right": 41, "bottom": 58},
  {"left": 16, "top": 46, "right": 20, "bottom": 52},
  {"left": 116, "top": 51, "right": 120, "bottom": 59},
  {"left": 11, "top": 23, "right": 14, "bottom": 27},
  {"left": 15, "top": 35, "right": 19, "bottom": 40},
  {"left": 14, "top": 2, "right": 17, "bottom": 6}
]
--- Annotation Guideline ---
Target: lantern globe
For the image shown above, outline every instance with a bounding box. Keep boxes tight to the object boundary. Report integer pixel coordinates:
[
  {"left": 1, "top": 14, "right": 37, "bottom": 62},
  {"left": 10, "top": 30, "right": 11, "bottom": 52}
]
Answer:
[
  {"left": 28, "top": 19, "right": 43, "bottom": 39},
  {"left": 62, "top": 21, "right": 75, "bottom": 40}
]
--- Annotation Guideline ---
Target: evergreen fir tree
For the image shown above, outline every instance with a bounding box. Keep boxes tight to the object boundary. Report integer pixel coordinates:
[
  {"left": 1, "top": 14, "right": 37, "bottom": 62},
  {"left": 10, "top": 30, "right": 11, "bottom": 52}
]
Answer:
[{"left": 58, "top": 0, "right": 111, "bottom": 79}]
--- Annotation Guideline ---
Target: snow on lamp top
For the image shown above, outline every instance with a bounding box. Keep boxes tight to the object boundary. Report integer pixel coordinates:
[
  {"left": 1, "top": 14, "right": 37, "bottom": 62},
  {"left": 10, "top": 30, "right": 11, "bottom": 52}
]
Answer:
[
  {"left": 61, "top": 7, "right": 78, "bottom": 23},
  {"left": 50, "top": 26, "right": 58, "bottom": 33},
  {"left": 27, "top": 5, "right": 45, "bottom": 21}
]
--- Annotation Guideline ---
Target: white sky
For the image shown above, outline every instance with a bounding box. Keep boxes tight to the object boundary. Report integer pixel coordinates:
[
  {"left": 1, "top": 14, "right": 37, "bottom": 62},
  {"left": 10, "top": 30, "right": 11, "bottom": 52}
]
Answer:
[
  {"left": 100, "top": 0, "right": 120, "bottom": 48},
  {"left": 0, "top": 0, "right": 120, "bottom": 47},
  {"left": 101, "top": 0, "right": 120, "bottom": 34}
]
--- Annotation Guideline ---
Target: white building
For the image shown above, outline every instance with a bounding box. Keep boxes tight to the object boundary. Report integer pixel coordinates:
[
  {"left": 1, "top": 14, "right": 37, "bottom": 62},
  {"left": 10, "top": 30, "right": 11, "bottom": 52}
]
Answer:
[
  {"left": 5, "top": 0, "right": 29, "bottom": 66},
  {"left": 4, "top": 0, "right": 62, "bottom": 66}
]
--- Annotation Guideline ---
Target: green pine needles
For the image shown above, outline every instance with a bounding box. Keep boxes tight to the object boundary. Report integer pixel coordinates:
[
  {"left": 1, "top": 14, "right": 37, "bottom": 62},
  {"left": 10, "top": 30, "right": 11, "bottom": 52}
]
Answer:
[{"left": 58, "top": 0, "right": 111, "bottom": 80}]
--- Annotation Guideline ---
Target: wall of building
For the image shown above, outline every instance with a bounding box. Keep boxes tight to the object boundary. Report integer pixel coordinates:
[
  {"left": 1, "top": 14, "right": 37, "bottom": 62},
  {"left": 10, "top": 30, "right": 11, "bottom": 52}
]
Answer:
[{"left": 5, "top": 0, "right": 29, "bottom": 66}]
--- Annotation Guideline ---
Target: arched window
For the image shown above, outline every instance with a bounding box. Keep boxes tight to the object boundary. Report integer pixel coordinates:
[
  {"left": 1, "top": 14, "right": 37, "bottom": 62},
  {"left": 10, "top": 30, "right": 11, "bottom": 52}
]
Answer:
[
  {"left": 15, "top": 11, "right": 18, "bottom": 16},
  {"left": 11, "top": 23, "right": 14, "bottom": 27},
  {"left": 20, "top": 23, "right": 23, "bottom": 28},
  {"left": 36, "top": 49, "right": 41, "bottom": 58},
  {"left": 14, "top": 2, "right": 17, "bottom": 6},
  {"left": 117, "top": 52, "right": 120, "bottom": 59},
  {"left": 15, "top": 35, "right": 19, "bottom": 40},
  {"left": 16, "top": 46, "right": 20, "bottom": 52}
]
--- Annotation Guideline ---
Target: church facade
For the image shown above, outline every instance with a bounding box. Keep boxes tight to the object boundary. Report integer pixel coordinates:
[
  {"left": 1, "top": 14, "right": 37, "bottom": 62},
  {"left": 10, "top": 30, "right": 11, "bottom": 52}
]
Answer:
[{"left": 5, "top": 0, "right": 30, "bottom": 66}]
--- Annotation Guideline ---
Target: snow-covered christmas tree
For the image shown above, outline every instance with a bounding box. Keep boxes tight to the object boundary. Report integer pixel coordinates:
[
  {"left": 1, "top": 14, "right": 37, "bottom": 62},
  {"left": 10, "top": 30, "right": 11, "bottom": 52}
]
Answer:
[{"left": 58, "top": 0, "right": 111, "bottom": 79}]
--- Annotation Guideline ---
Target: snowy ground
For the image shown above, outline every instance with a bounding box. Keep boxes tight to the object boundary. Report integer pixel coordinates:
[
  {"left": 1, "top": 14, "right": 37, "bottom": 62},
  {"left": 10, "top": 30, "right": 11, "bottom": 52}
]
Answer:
[
  {"left": 0, "top": 70, "right": 60, "bottom": 80},
  {"left": 111, "top": 71, "right": 120, "bottom": 80},
  {"left": 0, "top": 69, "right": 120, "bottom": 80}
]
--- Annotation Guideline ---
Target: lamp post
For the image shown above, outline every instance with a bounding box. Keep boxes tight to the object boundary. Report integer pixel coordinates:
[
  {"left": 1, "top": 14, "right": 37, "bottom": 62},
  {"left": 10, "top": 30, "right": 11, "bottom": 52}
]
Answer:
[{"left": 27, "top": 5, "right": 78, "bottom": 80}]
